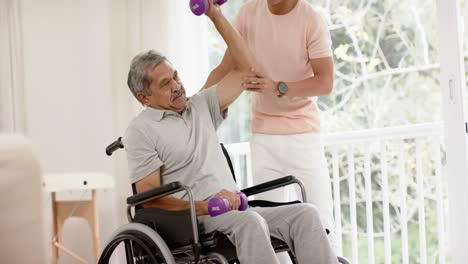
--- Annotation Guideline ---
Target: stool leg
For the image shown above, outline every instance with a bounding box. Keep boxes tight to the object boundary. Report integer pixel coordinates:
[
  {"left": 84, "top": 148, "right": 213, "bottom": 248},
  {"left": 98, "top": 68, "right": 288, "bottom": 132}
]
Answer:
[
  {"left": 91, "top": 190, "right": 101, "bottom": 263},
  {"left": 51, "top": 192, "right": 60, "bottom": 264}
]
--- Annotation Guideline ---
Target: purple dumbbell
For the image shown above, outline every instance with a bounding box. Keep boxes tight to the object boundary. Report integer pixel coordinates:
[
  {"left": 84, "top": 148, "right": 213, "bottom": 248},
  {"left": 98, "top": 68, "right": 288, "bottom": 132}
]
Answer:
[
  {"left": 189, "top": 0, "right": 228, "bottom": 16},
  {"left": 208, "top": 196, "right": 230, "bottom": 217},
  {"left": 208, "top": 192, "right": 248, "bottom": 217},
  {"left": 237, "top": 192, "right": 248, "bottom": 211}
]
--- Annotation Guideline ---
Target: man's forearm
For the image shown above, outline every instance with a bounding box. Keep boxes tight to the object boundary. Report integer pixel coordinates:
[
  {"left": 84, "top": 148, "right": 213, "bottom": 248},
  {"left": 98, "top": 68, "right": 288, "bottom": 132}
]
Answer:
[
  {"left": 142, "top": 195, "right": 209, "bottom": 216},
  {"left": 287, "top": 75, "right": 333, "bottom": 97},
  {"left": 209, "top": 13, "right": 254, "bottom": 72},
  {"left": 285, "top": 57, "right": 334, "bottom": 97}
]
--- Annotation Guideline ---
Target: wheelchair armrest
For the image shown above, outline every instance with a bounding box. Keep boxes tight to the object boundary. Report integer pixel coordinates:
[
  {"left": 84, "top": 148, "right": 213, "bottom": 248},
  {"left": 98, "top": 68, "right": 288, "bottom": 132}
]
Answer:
[
  {"left": 241, "top": 175, "right": 297, "bottom": 197},
  {"left": 126, "top": 181, "right": 182, "bottom": 205},
  {"left": 126, "top": 182, "right": 201, "bottom": 246}
]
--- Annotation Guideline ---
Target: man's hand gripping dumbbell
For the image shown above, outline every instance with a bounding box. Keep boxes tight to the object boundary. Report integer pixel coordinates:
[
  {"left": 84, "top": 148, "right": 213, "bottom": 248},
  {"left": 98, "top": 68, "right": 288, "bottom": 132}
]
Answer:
[
  {"left": 208, "top": 189, "right": 248, "bottom": 217},
  {"left": 190, "top": 0, "right": 228, "bottom": 16}
]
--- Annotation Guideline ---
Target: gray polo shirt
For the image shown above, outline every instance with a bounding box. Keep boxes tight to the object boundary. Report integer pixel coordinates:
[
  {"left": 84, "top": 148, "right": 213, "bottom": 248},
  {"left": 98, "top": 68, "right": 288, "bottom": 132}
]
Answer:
[{"left": 123, "top": 87, "right": 239, "bottom": 201}]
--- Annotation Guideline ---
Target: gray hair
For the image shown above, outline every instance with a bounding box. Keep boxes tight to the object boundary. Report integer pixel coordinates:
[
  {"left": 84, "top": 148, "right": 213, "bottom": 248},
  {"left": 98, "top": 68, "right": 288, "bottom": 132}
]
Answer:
[{"left": 127, "top": 50, "right": 168, "bottom": 102}]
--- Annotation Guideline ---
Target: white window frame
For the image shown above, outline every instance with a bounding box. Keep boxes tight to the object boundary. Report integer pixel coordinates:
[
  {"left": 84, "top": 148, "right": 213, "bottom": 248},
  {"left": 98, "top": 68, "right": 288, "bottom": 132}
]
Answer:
[{"left": 436, "top": 1, "right": 468, "bottom": 263}]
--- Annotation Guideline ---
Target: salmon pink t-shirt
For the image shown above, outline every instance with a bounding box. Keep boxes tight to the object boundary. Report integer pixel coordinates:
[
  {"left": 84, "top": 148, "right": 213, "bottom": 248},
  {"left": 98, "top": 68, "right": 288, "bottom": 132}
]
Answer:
[{"left": 233, "top": 0, "right": 332, "bottom": 134}]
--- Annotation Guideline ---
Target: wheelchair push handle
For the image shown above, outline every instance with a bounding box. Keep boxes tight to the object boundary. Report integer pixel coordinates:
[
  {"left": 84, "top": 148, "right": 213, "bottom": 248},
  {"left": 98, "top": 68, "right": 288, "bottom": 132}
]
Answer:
[
  {"left": 208, "top": 192, "right": 248, "bottom": 217},
  {"left": 106, "top": 137, "right": 124, "bottom": 156}
]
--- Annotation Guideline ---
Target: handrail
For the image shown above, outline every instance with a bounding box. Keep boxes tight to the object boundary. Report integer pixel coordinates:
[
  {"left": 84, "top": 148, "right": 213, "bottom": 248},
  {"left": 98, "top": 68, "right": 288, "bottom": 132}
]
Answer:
[
  {"left": 323, "top": 122, "right": 442, "bottom": 145},
  {"left": 225, "top": 123, "right": 442, "bottom": 150},
  {"left": 224, "top": 122, "right": 446, "bottom": 264}
]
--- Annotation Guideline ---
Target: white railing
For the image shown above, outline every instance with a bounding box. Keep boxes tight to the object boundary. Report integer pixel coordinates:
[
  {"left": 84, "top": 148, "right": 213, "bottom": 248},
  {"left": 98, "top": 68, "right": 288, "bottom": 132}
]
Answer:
[{"left": 224, "top": 123, "right": 447, "bottom": 264}]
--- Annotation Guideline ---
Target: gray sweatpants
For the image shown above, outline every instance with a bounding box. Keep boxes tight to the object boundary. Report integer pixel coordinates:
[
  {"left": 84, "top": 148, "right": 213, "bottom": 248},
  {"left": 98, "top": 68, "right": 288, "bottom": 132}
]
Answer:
[{"left": 199, "top": 203, "right": 338, "bottom": 264}]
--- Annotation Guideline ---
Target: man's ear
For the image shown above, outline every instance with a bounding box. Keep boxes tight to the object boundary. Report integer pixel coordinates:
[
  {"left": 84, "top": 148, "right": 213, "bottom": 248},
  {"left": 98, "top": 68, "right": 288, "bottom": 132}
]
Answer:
[{"left": 136, "top": 92, "right": 148, "bottom": 106}]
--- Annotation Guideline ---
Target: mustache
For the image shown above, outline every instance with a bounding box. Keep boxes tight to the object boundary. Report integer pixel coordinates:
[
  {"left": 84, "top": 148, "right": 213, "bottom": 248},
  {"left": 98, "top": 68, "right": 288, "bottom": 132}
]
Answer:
[{"left": 171, "top": 89, "right": 186, "bottom": 101}]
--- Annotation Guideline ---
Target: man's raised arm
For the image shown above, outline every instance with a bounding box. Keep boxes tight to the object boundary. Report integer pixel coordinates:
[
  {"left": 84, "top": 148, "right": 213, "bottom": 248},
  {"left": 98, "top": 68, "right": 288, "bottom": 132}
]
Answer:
[
  {"left": 204, "top": 0, "right": 254, "bottom": 111},
  {"left": 205, "top": 1, "right": 254, "bottom": 74}
]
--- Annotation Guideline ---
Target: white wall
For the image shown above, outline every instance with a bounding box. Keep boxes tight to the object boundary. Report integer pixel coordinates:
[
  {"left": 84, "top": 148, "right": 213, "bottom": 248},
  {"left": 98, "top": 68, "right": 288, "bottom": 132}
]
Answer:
[
  {"left": 12, "top": 0, "right": 210, "bottom": 262},
  {"left": 20, "top": 0, "right": 118, "bottom": 262}
]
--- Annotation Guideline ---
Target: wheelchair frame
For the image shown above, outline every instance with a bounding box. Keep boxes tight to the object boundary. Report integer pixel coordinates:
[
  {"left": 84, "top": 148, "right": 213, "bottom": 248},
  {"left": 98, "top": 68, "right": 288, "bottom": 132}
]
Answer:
[{"left": 99, "top": 138, "right": 350, "bottom": 264}]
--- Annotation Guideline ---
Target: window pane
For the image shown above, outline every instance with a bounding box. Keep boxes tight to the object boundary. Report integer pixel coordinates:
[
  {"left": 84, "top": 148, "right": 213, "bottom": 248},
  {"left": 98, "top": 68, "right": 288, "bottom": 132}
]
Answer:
[
  {"left": 307, "top": 0, "right": 442, "bottom": 133},
  {"left": 209, "top": 0, "right": 444, "bottom": 144}
]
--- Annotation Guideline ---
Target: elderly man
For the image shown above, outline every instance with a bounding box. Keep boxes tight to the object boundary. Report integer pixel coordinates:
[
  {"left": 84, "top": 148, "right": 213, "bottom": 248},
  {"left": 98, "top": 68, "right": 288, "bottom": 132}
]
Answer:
[{"left": 123, "top": 1, "right": 337, "bottom": 263}]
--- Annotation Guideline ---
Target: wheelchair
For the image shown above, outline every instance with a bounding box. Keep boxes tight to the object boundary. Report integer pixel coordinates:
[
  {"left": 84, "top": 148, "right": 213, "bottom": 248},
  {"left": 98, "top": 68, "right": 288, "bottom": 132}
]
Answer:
[{"left": 99, "top": 137, "right": 350, "bottom": 264}]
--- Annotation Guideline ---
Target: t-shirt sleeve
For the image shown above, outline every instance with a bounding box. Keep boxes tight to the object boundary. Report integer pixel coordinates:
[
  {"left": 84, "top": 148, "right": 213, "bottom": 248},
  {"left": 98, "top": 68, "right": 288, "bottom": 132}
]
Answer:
[
  {"left": 233, "top": 3, "right": 247, "bottom": 37},
  {"left": 192, "top": 87, "right": 226, "bottom": 130},
  {"left": 123, "top": 124, "right": 163, "bottom": 183},
  {"left": 307, "top": 9, "right": 333, "bottom": 59}
]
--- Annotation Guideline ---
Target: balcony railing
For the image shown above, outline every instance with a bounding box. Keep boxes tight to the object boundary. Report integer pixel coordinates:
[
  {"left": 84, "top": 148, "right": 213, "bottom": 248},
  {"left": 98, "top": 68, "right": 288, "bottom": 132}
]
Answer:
[{"left": 224, "top": 123, "right": 447, "bottom": 264}]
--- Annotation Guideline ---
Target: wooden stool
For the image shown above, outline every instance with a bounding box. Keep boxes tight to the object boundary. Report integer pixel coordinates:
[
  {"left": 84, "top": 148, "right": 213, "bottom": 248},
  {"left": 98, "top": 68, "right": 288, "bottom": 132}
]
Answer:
[{"left": 43, "top": 172, "right": 114, "bottom": 264}]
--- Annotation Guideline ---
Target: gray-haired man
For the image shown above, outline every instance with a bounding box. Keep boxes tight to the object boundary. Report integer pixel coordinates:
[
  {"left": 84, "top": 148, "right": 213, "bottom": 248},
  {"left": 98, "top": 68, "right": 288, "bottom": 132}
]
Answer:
[{"left": 123, "top": 1, "right": 337, "bottom": 263}]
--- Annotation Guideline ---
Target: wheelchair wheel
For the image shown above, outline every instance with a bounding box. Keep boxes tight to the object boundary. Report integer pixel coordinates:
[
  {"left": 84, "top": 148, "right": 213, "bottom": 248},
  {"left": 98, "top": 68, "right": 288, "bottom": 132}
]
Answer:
[
  {"left": 200, "top": 252, "right": 229, "bottom": 264},
  {"left": 98, "top": 223, "right": 175, "bottom": 264}
]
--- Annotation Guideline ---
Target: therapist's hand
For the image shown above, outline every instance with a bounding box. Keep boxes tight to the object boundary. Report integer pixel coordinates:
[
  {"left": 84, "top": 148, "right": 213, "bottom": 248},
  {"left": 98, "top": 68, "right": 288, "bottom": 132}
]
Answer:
[{"left": 243, "top": 72, "right": 278, "bottom": 93}]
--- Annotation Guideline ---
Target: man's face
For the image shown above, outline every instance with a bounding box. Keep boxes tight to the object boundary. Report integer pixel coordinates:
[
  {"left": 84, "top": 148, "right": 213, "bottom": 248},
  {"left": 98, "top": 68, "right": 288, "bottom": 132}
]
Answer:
[{"left": 139, "top": 61, "right": 187, "bottom": 113}]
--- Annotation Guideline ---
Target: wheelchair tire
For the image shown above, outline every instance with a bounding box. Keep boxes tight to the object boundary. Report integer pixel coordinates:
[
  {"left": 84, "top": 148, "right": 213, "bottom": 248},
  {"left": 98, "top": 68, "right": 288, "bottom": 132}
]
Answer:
[
  {"left": 98, "top": 223, "right": 175, "bottom": 264},
  {"left": 202, "top": 252, "right": 229, "bottom": 264}
]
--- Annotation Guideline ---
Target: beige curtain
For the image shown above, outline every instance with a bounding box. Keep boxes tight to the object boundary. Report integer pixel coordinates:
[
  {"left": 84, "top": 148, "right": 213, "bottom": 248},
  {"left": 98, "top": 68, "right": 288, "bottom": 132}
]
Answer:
[{"left": 0, "top": 0, "right": 26, "bottom": 133}]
